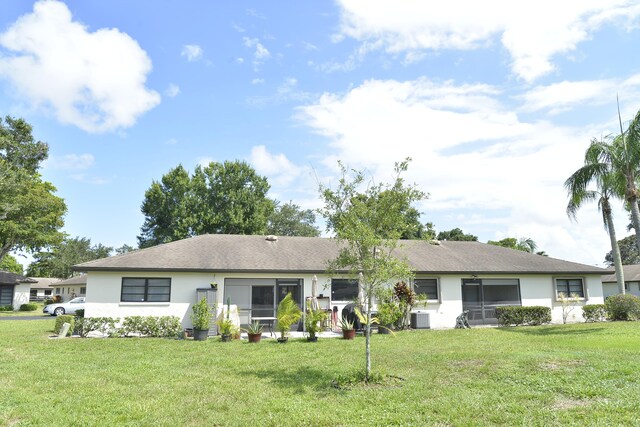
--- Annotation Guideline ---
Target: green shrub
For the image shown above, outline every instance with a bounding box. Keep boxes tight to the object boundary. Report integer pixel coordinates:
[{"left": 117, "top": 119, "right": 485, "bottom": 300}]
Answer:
[
  {"left": 0, "top": 305, "right": 13, "bottom": 312},
  {"left": 19, "top": 303, "right": 38, "bottom": 311},
  {"left": 74, "top": 317, "right": 119, "bottom": 338},
  {"left": 605, "top": 294, "right": 640, "bottom": 321},
  {"left": 582, "top": 304, "right": 607, "bottom": 322},
  {"left": 495, "top": 306, "right": 551, "bottom": 326},
  {"left": 74, "top": 309, "right": 85, "bottom": 318},
  {"left": 118, "top": 316, "right": 181, "bottom": 338},
  {"left": 54, "top": 315, "right": 75, "bottom": 336},
  {"left": 43, "top": 298, "right": 54, "bottom": 305}
]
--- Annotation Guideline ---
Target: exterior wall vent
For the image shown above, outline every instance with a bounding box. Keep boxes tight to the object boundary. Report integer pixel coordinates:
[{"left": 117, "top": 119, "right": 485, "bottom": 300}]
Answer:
[{"left": 265, "top": 235, "right": 278, "bottom": 242}]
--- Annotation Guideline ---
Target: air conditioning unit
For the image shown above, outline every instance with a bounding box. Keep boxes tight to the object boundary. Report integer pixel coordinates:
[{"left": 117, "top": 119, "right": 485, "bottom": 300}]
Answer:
[{"left": 410, "top": 311, "right": 430, "bottom": 329}]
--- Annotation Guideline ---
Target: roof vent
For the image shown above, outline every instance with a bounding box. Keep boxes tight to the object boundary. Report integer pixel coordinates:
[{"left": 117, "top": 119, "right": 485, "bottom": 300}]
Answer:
[{"left": 265, "top": 235, "right": 278, "bottom": 242}]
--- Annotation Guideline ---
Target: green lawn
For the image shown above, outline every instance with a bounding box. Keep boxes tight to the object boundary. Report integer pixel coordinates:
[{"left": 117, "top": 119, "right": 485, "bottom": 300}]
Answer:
[
  {"left": 1, "top": 321, "right": 639, "bottom": 426},
  {"left": 0, "top": 303, "right": 47, "bottom": 317}
]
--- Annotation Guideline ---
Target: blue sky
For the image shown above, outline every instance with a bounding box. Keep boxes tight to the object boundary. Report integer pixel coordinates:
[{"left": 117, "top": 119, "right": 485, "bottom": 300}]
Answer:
[{"left": 1, "top": 0, "right": 640, "bottom": 267}]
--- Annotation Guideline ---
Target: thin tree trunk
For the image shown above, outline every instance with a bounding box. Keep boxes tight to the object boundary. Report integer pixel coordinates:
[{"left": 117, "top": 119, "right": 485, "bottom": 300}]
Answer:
[
  {"left": 629, "top": 196, "right": 640, "bottom": 258},
  {"left": 605, "top": 205, "right": 625, "bottom": 294},
  {"left": 365, "top": 293, "right": 371, "bottom": 381}
]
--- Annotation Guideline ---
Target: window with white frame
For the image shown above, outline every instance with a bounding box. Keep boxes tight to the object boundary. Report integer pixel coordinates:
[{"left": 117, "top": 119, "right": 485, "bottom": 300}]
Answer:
[
  {"left": 121, "top": 278, "right": 171, "bottom": 302},
  {"left": 555, "top": 278, "right": 585, "bottom": 298},
  {"left": 414, "top": 278, "right": 439, "bottom": 301}
]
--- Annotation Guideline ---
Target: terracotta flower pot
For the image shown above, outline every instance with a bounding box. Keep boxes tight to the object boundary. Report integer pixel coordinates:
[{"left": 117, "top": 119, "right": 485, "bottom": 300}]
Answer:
[
  {"left": 248, "top": 333, "right": 262, "bottom": 343},
  {"left": 342, "top": 329, "right": 356, "bottom": 340}
]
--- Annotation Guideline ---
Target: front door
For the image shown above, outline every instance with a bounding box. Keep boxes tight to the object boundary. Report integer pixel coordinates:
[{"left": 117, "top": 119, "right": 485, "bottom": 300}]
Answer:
[{"left": 462, "top": 279, "right": 521, "bottom": 325}]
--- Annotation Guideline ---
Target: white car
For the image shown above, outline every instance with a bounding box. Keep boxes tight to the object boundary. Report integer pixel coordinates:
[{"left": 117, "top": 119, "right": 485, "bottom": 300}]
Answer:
[{"left": 43, "top": 297, "right": 86, "bottom": 316}]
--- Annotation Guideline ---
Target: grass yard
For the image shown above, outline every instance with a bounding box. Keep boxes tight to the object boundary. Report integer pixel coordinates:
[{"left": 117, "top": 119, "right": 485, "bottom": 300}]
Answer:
[
  {"left": 1, "top": 321, "right": 639, "bottom": 426},
  {"left": 0, "top": 303, "right": 48, "bottom": 317}
]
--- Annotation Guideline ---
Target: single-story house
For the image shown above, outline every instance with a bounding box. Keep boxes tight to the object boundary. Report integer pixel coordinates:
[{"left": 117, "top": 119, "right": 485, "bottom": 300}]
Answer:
[
  {"left": 73, "top": 234, "right": 606, "bottom": 329},
  {"left": 0, "top": 271, "right": 37, "bottom": 310},
  {"left": 29, "top": 277, "right": 58, "bottom": 301},
  {"left": 601, "top": 265, "right": 640, "bottom": 298},
  {"left": 52, "top": 275, "right": 88, "bottom": 301}
]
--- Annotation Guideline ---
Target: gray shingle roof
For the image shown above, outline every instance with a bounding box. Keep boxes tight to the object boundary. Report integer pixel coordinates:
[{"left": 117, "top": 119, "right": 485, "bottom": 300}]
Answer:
[
  {"left": 54, "top": 275, "right": 87, "bottom": 286},
  {"left": 73, "top": 234, "right": 605, "bottom": 275},
  {"left": 601, "top": 265, "right": 640, "bottom": 283},
  {"left": 0, "top": 271, "right": 37, "bottom": 285}
]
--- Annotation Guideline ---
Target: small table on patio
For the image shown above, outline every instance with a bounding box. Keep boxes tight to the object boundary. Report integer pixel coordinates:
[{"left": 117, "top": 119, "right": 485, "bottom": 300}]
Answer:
[{"left": 251, "top": 317, "right": 277, "bottom": 337}]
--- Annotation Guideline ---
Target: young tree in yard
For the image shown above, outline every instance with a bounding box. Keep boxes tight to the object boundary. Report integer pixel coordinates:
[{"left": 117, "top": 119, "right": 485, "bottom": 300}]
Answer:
[
  {"left": 565, "top": 137, "right": 625, "bottom": 293},
  {"left": 318, "top": 159, "right": 426, "bottom": 381},
  {"left": 26, "top": 237, "right": 113, "bottom": 279},
  {"left": 267, "top": 201, "right": 320, "bottom": 237},
  {"left": 0, "top": 116, "right": 66, "bottom": 262}
]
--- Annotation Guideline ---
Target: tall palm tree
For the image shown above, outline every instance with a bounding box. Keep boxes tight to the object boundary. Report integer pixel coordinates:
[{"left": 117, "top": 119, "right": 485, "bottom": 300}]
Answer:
[
  {"left": 565, "top": 137, "right": 625, "bottom": 294},
  {"left": 613, "top": 105, "right": 640, "bottom": 256}
]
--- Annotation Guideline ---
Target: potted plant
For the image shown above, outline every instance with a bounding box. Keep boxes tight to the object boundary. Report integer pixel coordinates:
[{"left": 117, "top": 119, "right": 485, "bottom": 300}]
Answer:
[
  {"left": 244, "top": 321, "right": 264, "bottom": 343},
  {"left": 339, "top": 316, "right": 356, "bottom": 340},
  {"left": 304, "top": 302, "right": 327, "bottom": 342},
  {"left": 217, "top": 298, "right": 234, "bottom": 342},
  {"left": 191, "top": 297, "right": 212, "bottom": 341},
  {"left": 276, "top": 292, "right": 301, "bottom": 343}
]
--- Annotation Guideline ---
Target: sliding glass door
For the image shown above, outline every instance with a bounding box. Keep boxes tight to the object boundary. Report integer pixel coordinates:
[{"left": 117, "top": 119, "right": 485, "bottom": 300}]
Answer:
[
  {"left": 224, "top": 278, "right": 303, "bottom": 327},
  {"left": 462, "top": 279, "right": 521, "bottom": 325}
]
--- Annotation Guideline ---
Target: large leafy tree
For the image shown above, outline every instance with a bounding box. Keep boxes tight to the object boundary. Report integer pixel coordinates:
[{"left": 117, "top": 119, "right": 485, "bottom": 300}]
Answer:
[
  {"left": 267, "top": 201, "right": 320, "bottom": 237},
  {"left": 565, "top": 137, "right": 625, "bottom": 293},
  {"left": 604, "top": 235, "right": 640, "bottom": 266},
  {"left": 26, "top": 237, "right": 113, "bottom": 279},
  {"left": 138, "top": 165, "right": 194, "bottom": 247},
  {"left": 0, "top": 254, "right": 23, "bottom": 275},
  {"left": 487, "top": 237, "right": 539, "bottom": 253},
  {"left": 191, "top": 161, "right": 274, "bottom": 235},
  {"left": 437, "top": 228, "right": 478, "bottom": 241},
  {"left": 0, "top": 116, "right": 66, "bottom": 262},
  {"left": 138, "top": 160, "right": 274, "bottom": 248},
  {"left": 318, "top": 159, "right": 426, "bottom": 381}
]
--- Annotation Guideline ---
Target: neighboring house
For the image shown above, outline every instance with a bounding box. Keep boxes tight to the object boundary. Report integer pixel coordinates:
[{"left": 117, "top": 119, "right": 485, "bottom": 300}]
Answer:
[
  {"left": 52, "top": 275, "right": 88, "bottom": 301},
  {"left": 0, "top": 270, "right": 37, "bottom": 310},
  {"left": 73, "top": 234, "right": 606, "bottom": 329},
  {"left": 29, "top": 277, "right": 59, "bottom": 301},
  {"left": 601, "top": 265, "right": 640, "bottom": 298}
]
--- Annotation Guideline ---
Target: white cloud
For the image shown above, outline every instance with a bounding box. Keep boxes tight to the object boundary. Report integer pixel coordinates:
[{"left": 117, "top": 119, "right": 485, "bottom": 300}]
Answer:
[
  {"left": 243, "top": 37, "right": 271, "bottom": 66},
  {"left": 165, "top": 83, "right": 181, "bottom": 98},
  {"left": 296, "top": 77, "right": 625, "bottom": 265},
  {"left": 520, "top": 74, "right": 640, "bottom": 114},
  {"left": 250, "top": 145, "right": 301, "bottom": 186},
  {"left": 251, "top": 78, "right": 265, "bottom": 85},
  {"left": 334, "top": 0, "right": 640, "bottom": 81},
  {"left": 165, "top": 138, "right": 178, "bottom": 145},
  {"left": 246, "top": 77, "right": 312, "bottom": 107},
  {"left": 181, "top": 44, "right": 203, "bottom": 62},
  {"left": 44, "top": 153, "right": 94, "bottom": 170},
  {"left": 0, "top": 0, "right": 160, "bottom": 133}
]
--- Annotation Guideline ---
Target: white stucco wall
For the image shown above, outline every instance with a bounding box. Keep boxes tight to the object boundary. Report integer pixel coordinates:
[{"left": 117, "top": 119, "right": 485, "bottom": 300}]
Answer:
[
  {"left": 603, "top": 281, "right": 640, "bottom": 299},
  {"left": 13, "top": 283, "right": 30, "bottom": 310},
  {"left": 84, "top": 271, "right": 604, "bottom": 329}
]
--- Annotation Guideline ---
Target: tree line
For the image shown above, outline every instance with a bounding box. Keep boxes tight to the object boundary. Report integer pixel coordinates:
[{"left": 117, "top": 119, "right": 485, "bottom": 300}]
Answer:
[{"left": 1, "top": 115, "right": 548, "bottom": 279}]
